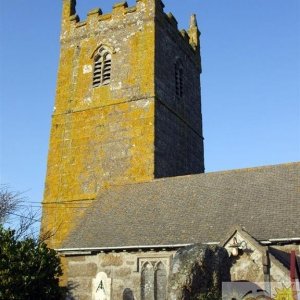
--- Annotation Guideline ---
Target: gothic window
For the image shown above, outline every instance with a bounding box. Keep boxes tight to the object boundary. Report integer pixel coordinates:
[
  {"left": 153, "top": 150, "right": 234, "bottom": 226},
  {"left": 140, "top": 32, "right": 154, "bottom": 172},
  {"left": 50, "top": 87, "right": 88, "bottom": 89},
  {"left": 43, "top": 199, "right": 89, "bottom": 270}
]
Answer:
[
  {"left": 141, "top": 261, "right": 167, "bottom": 300},
  {"left": 93, "top": 47, "right": 112, "bottom": 87},
  {"left": 154, "top": 263, "right": 167, "bottom": 300},
  {"left": 175, "top": 60, "right": 183, "bottom": 98},
  {"left": 141, "top": 262, "right": 154, "bottom": 300}
]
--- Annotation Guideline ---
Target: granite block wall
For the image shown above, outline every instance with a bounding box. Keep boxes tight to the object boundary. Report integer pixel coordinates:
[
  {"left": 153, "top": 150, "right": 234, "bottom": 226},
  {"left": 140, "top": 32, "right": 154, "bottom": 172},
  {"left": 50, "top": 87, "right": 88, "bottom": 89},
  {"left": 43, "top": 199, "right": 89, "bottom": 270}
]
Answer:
[
  {"left": 42, "top": 0, "right": 205, "bottom": 251},
  {"left": 154, "top": 8, "right": 204, "bottom": 177},
  {"left": 42, "top": 0, "right": 157, "bottom": 249}
]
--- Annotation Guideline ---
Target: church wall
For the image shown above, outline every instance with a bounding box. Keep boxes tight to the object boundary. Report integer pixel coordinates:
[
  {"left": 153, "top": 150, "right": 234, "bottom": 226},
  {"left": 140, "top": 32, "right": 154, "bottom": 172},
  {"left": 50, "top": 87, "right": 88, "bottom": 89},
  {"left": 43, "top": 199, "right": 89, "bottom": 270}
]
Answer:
[
  {"left": 154, "top": 11, "right": 204, "bottom": 177},
  {"left": 229, "top": 250, "right": 291, "bottom": 296},
  {"left": 64, "top": 243, "right": 297, "bottom": 299},
  {"left": 226, "top": 233, "right": 291, "bottom": 292},
  {"left": 155, "top": 101, "right": 204, "bottom": 177},
  {"left": 65, "top": 250, "right": 174, "bottom": 300}
]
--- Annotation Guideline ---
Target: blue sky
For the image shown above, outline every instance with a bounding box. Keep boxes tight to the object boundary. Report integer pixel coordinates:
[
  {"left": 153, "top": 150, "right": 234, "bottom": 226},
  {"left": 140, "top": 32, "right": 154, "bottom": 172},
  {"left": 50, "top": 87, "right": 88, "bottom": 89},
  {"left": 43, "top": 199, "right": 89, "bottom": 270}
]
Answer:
[{"left": 0, "top": 0, "right": 299, "bottom": 217}]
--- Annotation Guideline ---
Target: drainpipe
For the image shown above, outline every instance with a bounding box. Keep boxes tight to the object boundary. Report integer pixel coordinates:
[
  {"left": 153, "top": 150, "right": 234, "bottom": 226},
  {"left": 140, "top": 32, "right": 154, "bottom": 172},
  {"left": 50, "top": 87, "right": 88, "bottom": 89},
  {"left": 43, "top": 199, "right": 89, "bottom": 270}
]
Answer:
[{"left": 290, "top": 250, "right": 296, "bottom": 300}]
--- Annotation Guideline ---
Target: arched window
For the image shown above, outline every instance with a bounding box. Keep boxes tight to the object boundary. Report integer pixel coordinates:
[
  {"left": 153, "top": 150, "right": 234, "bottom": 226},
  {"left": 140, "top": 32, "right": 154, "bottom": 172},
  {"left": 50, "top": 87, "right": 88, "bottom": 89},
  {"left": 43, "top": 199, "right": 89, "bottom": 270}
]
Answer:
[
  {"left": 154, "top": 262, "right": 167, "bottom": 300},
  {"left": 93, "top": 46, "right": 112, "bottom": 87},
  {"left": 175, "top": 60, "right": 183, "bottom": 97},
  {"left": 141, "top": 262, "right": 154, "bottom": 300}
]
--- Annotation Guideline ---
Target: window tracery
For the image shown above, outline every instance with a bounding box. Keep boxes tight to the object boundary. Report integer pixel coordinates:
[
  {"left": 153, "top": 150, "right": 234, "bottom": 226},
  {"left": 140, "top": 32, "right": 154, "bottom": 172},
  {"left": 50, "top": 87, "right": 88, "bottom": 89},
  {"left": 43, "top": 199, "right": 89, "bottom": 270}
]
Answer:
[
  {"left": 93, "top": 46, "right": 112, "bottom": 87},
  {"left": 141, "top": 261, "right": 167, "bottom": 300}
]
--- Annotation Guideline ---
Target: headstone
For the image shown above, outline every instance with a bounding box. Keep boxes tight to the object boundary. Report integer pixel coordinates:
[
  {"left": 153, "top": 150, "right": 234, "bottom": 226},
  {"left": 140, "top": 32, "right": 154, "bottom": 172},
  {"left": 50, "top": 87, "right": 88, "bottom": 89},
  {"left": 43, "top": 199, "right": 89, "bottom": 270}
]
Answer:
[{"left": 92, "top": 272, "right": 111, "bottom": 300}]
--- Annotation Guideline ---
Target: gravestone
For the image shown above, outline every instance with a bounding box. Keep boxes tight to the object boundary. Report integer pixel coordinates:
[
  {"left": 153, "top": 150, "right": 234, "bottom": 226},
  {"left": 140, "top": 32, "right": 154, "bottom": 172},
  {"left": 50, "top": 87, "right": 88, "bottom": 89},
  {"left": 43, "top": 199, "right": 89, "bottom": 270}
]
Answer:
[{"left": 92, "top": 272, "right": 111, "bottom": 300}]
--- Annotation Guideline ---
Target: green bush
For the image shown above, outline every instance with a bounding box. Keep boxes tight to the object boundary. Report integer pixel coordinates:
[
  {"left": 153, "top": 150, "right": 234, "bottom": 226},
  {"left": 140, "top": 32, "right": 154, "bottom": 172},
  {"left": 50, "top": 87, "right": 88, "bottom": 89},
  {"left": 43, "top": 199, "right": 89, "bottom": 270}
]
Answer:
[{"left": 0, "top": 226, "right": 65, "bottom": 300}]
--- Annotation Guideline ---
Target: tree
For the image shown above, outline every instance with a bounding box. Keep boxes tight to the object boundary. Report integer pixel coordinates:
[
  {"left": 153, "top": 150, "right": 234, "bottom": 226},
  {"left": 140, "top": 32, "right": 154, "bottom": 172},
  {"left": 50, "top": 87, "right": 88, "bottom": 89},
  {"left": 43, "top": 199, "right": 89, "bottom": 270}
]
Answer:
[
  {"left": 0, "top": 186, "right": 67, "bottom": 299},
  {"left": 0, "top": 185, "right": 21, "bottom": 223},
  {"left": 0, "top": 185, "right": 38, "bottom": 239},
  {"left": 0, "top": 226, "right": 65, "bottom": 299}
]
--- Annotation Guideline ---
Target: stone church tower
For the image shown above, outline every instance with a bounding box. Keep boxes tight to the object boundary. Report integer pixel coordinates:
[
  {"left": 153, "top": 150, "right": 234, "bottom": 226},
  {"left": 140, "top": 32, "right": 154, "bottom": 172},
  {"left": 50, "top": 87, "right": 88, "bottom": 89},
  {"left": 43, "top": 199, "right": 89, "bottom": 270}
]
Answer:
[{"left": 41, "top": 0, "right": 204, "bottom": 248}]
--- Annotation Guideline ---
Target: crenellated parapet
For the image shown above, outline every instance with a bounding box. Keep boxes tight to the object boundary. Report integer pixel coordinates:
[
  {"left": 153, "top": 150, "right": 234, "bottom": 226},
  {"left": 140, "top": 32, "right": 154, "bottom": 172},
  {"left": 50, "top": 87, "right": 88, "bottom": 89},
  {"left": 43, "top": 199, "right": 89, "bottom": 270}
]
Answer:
[
  {"left": 61, "top": 0, "right": 77, "bottom": 32},
  {"left": 61, "top": 0, "right": 159, "bottom": 36},
  {"left": 60, "top": 0, "right": 200, "bottom": 53},
  {"left": 166, "top": 12, "right": 178, "bottom": 28},
  {"left": 165, "top": 12, "right": 200, "bottom": 55}
]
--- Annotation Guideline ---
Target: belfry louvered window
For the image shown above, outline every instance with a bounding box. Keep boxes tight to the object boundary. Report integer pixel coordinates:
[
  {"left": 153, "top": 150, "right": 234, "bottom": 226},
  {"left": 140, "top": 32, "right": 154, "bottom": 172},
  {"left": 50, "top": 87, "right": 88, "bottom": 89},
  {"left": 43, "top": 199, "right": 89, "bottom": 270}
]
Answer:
[
  {"left": 175, "top": 61, "right": 183, "bottom": 97},
  {"left": 93, "top": 47, "right": 112, "bottom": 87}
]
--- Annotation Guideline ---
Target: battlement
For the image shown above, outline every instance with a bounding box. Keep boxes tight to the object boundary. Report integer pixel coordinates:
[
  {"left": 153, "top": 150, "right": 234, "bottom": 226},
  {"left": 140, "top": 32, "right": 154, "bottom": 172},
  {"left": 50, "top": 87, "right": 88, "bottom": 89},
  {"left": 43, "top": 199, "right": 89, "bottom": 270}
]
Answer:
[
  {"left": 64, "top": 0, "right": 159, "bottom": 24},
  {"left": 62, "top": 0, "right": 199, "bottom": 52}
]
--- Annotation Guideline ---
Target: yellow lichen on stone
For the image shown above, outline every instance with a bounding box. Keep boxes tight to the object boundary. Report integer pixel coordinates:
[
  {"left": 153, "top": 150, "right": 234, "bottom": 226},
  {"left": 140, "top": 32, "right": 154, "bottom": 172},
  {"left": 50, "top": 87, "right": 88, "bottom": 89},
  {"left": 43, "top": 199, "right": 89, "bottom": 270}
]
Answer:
[{"left": 41, "top": 0, "right": 156, "bottom": 249}]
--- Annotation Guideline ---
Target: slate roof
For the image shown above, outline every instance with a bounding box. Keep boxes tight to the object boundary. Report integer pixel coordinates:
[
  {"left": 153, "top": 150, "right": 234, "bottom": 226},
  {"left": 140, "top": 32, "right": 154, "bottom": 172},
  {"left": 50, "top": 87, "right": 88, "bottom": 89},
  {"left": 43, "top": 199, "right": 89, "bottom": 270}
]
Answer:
[{"left": 63, "top": 162, "right": 300, "bottom": 249}]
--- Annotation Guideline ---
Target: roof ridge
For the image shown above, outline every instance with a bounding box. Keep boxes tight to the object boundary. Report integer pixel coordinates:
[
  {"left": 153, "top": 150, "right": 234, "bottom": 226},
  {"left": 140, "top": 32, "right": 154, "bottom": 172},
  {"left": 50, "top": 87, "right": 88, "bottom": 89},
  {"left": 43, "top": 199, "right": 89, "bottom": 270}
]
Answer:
[
  {"left": 205, "top": 161, "right": 300, "bottom": 176},
  {"left": 99, "top": 161, "right": 300, "bottom": 190}
]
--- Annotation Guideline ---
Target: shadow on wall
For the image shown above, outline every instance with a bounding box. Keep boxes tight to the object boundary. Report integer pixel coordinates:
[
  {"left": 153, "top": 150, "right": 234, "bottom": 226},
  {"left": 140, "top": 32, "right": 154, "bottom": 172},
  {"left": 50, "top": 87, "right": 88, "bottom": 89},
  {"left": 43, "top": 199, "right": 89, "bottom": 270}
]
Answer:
[{"left": 64, "top": 281, "right": 80, "bottom": 300}]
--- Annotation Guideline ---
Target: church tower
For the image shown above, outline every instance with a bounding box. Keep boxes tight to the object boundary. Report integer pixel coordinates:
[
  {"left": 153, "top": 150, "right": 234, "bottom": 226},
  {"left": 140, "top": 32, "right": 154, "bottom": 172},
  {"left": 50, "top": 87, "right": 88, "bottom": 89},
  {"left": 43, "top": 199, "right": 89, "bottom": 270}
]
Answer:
[{"left": 41, "top": 0, "right": 204, "bottom": 248}]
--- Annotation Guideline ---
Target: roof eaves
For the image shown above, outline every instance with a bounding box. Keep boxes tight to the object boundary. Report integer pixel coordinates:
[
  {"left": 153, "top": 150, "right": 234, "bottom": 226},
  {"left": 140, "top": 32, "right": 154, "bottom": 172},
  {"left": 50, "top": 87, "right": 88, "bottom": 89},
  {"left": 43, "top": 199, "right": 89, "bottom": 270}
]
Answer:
[{"left": 57, "top": 241, "right": 221, "bottom": 254}]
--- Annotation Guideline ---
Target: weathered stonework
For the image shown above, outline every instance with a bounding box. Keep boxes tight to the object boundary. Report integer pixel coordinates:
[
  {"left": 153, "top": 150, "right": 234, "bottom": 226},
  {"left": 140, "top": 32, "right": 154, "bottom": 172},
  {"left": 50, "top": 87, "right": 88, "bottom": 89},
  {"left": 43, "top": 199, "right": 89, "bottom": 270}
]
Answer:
[
  {"left": 168, "top": 245, "right": 231, "bottom": 300},
  {"left": 224, "top": 230, "right": 293, "bottom": 296},
  {"left": 64, "top": 245, "right": 232, "bottom": 299},
  {"left": 65, "top": 250, "right": 174, "bottom": 299},
  {"left": 155, "top": 9, "right": 204, "bottom": 177},
  {"left": 41, "top": 0, "right": 204, "bottom": 250},
  {"left": 226, "top": 232, "right": 266, "bottom": 283},
  {"left": 63, "top": 239, "right": 297, "bottom": 299}
]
